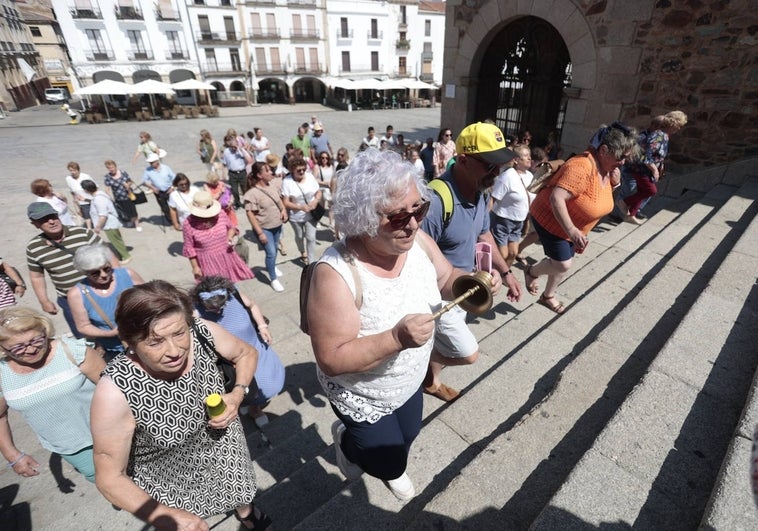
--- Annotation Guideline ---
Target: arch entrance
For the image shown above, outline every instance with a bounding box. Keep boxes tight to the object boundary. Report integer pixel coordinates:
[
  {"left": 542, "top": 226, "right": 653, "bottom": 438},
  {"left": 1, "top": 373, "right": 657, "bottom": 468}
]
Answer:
[{"left": 476, "top": 16, "right": 571, "bottom": 145}]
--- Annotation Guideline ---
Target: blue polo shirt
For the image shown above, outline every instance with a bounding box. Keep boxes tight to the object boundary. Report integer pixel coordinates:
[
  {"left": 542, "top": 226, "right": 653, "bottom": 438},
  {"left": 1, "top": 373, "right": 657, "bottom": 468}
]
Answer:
[
  {"left": 142, "top": 163, "right": 175, "bottom": 192},
  {"left": 310, "top": 133, "right": 330, "bottom": 156},
  {"left": 421, "top": 168, "right": 489, "bottom": 272},
  {"left": 223, "top": 147, "right": 247, "bottom": 172}
]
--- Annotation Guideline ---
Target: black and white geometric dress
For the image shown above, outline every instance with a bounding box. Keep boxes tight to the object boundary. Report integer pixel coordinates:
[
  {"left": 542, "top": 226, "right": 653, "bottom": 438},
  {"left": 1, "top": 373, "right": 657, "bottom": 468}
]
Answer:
[{"left": 104, "top": 319, "right": 256, "bottom": 518}]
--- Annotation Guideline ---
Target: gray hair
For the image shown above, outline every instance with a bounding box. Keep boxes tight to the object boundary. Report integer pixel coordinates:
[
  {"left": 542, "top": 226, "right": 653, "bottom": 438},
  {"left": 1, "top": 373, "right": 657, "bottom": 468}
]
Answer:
[
  {"left": 73, "top": 244, "right": 114, "bottom": 272},
  {"left": 590, "top": 122, "right": 640, "bottom": 159},
  {"left": 332, "top": 148, "right": 429, "bottom": 238}
]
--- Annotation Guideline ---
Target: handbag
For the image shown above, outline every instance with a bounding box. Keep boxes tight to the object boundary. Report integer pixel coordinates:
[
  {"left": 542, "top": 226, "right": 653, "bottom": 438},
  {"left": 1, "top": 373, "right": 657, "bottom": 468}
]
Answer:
[
  {"left": 295, "top": 181, "right": 325, "bottom": 223},
  {"left": 130, "top": 186, "right": 148, "bottom": 205},
  {"left": 192, "top": 321, "right": 258, "bottom": 396},
  {"left": 0, "top": 265, "right": 21, "bottom": 291}
]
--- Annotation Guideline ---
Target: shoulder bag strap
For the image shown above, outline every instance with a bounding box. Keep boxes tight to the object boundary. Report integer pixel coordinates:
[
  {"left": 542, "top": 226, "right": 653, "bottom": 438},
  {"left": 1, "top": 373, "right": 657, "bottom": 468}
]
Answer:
[
  {"left": 256, "top": 186, "right": 284, "bottom": 210},
  {"left": 79, "top": 285, "right": 116, "bottom": 329},
  {"left": 58, "top": 336, "right": 80, "bottom": 366},
  {"left": 334, "top": 240, "right": 363, "bottom": 308},
  {"left": 44, "top": 236, "right": 75, "bottom": 255}
]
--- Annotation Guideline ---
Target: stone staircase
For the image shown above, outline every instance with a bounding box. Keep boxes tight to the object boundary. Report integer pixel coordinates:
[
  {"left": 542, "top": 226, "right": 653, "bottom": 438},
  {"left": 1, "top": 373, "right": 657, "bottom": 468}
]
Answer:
[
  {"left": 3, "top": 179, "right": 757, "bottom": 530},
  {"left": 263, "top": 179, "right": 756, "bottom": 529}
]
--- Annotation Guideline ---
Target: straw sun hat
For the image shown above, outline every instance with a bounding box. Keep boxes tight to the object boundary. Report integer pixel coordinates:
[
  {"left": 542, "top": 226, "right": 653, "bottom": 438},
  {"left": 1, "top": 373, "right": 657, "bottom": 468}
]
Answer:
[{"left": 189, "top": 191, "right": 221, "bottom": 218}]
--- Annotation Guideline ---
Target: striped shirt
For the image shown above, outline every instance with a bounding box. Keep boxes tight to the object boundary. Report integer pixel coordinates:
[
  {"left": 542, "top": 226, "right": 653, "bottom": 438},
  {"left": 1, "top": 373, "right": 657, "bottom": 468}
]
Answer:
[{"left": 26, "top": 226, "right": 100, "bottom": 297}]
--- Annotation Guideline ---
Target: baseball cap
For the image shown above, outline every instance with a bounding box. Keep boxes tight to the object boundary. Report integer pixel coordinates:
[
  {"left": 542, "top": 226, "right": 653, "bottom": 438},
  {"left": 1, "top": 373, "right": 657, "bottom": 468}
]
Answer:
[
  {"left": 456, "top": 122, "right": 516, "bottom": 165},
  {"left": 27, "top": 202, "right": 58, "bottom": 220}
]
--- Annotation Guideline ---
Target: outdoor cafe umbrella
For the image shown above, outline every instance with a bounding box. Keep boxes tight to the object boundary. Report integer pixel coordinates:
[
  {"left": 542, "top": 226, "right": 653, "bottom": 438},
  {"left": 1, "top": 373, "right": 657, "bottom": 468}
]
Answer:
[
  {"left": 74, "top": 79, "right": 131, "bottom": 121},
  {"left": 131, "top": 79, "right": 176, "bottom": 116},
  {"left": 170, "top": 79, "right": 216, "bottom": 106}
]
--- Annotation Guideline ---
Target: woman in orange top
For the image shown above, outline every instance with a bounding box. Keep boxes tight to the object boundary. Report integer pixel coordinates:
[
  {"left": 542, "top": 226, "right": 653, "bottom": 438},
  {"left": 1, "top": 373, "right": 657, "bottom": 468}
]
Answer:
[{"left": 525, "top": 123, "right": 638, "bottom": 314}]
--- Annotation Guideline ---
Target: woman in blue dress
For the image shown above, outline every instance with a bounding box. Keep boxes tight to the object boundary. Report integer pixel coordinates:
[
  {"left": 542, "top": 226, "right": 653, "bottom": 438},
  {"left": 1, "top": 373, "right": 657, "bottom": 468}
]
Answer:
[{"left": 192, "top": 276, "right": 285, "bottom": 427}]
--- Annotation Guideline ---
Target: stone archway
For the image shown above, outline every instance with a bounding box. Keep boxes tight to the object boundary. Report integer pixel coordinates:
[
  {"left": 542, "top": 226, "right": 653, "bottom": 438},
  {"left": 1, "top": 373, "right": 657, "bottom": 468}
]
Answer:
[
  {"left": 169, "top": 69, "right": 195, "bottom": 83},
  {"left": 443, "top": 0, "right": 598, "bottom": 153},
  {"left": 476, "top": 16, "right": 570, "bottom": 145},
  {"left": 93, "top": 71, "right": 125, "bottom": 82},
  {"left": 132, "top": 69, "right": 161, "bottom": 83}
]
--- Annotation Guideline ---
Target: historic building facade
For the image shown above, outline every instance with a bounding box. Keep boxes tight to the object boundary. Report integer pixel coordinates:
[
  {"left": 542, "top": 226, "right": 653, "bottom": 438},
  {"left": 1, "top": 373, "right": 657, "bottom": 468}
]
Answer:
[{"left": 441, "top": 0, "right": 757, "bottom": 181}]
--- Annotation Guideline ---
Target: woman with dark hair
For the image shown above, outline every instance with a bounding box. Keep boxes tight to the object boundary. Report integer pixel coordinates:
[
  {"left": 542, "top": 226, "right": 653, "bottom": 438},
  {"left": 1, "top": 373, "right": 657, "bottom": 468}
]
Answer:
[
  {"left": 103, "top": 160, "right": 142, "bottom": 231},
  {"left": 433, "top": 127, "right": 456, "bottom": 178},
  {"left": 90, "top": 280, "right": 270, "bottom": 530},
  {"left": 524, "top": 122, "right": 639, "bottom": 314},
  {"left": 315, "top": 150, "right": 335, "bottom": 227},
  {"left": 281, "top": 156, "right": 321, "bottom": 265},
  {"left": 191, "top": 276, "right": 285, "bottom": 426},
  {"left": 167, "top": 173, "right": 200, "bottom": 232},
  {"left": 243, "top": 162, "right": 287, "bottom": 292}
]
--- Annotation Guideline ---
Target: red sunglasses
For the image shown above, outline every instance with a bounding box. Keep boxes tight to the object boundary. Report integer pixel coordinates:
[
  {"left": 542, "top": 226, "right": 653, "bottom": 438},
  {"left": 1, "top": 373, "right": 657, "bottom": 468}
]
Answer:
[{"left": 384, "top": 201, "right": 430, "bottom": 230}]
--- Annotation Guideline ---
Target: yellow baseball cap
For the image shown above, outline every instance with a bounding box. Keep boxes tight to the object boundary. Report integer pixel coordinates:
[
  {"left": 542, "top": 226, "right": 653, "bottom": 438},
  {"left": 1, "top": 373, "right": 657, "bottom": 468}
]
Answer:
[{"left": 456, "top": 122, "right": 516, "bottom": 165}]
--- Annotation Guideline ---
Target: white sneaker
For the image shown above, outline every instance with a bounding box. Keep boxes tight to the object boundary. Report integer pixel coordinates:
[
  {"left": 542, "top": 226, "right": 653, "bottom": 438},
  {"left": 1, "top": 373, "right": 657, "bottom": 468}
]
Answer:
[
  {"left": 385, "top": 472, "right": 415, "bottom": 501},
  {"left": 275, "top": 267, "right": 284, "bottom": 277},
  {"left": 135, "top": 226, "right": 143, "bottom": 232},
  {"left": 270, "top": 279, "right": 284, "bottom": 292},
  {"left": 331, "top": 421, "right": 363, "bottom": 480}
]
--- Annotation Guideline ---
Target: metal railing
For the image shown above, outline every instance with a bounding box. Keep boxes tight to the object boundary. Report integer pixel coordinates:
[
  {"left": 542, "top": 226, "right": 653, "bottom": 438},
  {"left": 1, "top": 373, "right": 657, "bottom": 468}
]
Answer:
[
  {"left": 254, "top": 65, "right": 286, "bottom": 75},
  {"left": 286, "top": 0, "right": 317, "bottom": 7},
  {"left": 338, "top": 64, "right": 382, "bottom": 74},
  {"left": 396, "top": 39, "right": 410, "bottom": 50},
  {"left": 202, "top": 61, "right": 244, "bottom": 73},
  {"left": 292, "top": 64, "right": 324, "bottom": 74},
  {"left": 367, "top": 30, "right": 383, "bottom": 40},
  {"left": 290, "top": 28, "right": 319, "bottom": 39},
  {"left": 189, "top": 0, "right": 235, "bottom": 7},
  {"left": 128, "top": 49, "right": 154, "bottom": 60},
  {"left": 166, "top": 50, "right": 189, "bottom": 60},
  {"left": 85, "top": 48, "right": 115, "bottom": 61},
  {"left": 69, "top": 4, "right": 102, "bottom": 19},
  {"left": 156, "top": 7, "right": 181, "bottom": 21},
  {"left": 195, "top": 31, "right": 240, "bottom": 42},
  {"left": 336, "top": 29, "right": 353, "bottom": 39},
  {"left": 114, "top": 5, "right": 143, "bottom": 20},
  {"left": 247, "top": 28, "right": 280, "bottom": 39}
]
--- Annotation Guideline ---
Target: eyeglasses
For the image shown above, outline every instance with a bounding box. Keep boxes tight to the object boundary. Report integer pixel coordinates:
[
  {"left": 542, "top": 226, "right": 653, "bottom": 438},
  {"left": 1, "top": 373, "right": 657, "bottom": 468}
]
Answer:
[
  {"left": 337, "top": 153, "right": 346, "bottom": 158},
  {"left": 320, "top": 156, "right": 329, "bottom": 159},
  {"left": 444, "top": 133, "right": 452, "bottom": 137},
  {"left": 268, "top": 165, "right": 277, "bottom": 173},
  {"left": 2, "top": 334, "right": 47, "bottom": 356},
  {"left": 383, "top": 201, "right": 430, "bottom": 230},
  {"left": 470, "top": 156, "right": 501, "bottom": 176},
  {"left": 294, "top": 168, "right": 306, "bottom": 173},
  {"left": 85, "top": 265, "right": 113, "bottom": 277}
]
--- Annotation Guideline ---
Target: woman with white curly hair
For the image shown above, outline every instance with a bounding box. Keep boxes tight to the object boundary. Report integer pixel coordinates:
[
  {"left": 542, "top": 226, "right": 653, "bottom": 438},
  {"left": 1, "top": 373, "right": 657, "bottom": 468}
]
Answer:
[{"left": 306, "top": 148, "right": 476, "bottom": 501}]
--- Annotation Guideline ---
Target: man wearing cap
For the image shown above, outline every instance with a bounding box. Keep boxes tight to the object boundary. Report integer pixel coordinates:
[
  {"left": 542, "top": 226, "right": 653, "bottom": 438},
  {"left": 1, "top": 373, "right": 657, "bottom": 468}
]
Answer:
[
  {"left": 309, "top": 123, "right": 332, "bottom": 166},
  {"left": 142, "top": 152, "right": 175, "bottom": 223},
  {"left": 25, "top": 202, "right": 117, "bottom": 335},
  {"left": 222, "top": 133, "right": 252, "bottom": 210},
  {"left": 421, "top": 122, "right": 523, "bottom": 401}
]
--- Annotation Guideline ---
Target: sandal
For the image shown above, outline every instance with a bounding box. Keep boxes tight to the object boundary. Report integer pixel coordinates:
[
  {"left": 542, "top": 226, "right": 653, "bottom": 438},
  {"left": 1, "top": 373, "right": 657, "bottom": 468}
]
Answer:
[
  {"left": 423, "top": 382, "right": 460, "bottom": 402},
  {"left": 537, "top": 294, "right": 566, "bottom": 315},
  {"left": 523, "top": 265, "right": 540, "bottom": 296},
  {"left": 235, "top": 503, "right": 273, "bottom": 531},
  {"left": 515, "top": 255, "right": 527, "bottom": 266}
]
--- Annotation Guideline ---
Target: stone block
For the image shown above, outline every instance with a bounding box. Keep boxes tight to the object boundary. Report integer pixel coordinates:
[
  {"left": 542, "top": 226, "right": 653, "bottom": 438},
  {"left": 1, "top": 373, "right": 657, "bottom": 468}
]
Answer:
[
  {"left": 569, "top": 60, "right": 596, "bottom": 89},
  {"left": 701, "top": 436, "right": 758, "bottom": 531},
  {"left": 610, "top": 0, "right": 656, "bottom": 21},
  {"left": 570, "top": 32, "right": 597, "bottom": 66}
]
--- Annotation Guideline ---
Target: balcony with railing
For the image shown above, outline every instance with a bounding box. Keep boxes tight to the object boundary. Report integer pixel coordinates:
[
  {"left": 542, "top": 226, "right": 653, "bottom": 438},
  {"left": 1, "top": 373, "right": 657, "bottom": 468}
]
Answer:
[
  {"left": 395, "top": 39, "right": 410, "bottom": 50},
  {"left": 292, "top": 63, "right": 324, "bottom": 75},
  {"left": 290, "top": 28, "right": 319, "bottom": 40},
  {"left": 166, "top": 50, "right": 189, "bottom": 60},
  {"left": 419, "top": 72, "right": 435, "bottom": 83},
  {"left": 85, "top": 48, "right": 115, "bottom": 61},
  {"left": 195, "top": 30, "right": 240, "bottom": 43},
  {"left": 189, "top": 0, "right": 235, "bottom": 7},
  {"left": 393, "top": 68, "right": 412, "bottom": 77},
  {"left": 367, "top": 30, "right": 383, "bottom": 42},
  {"left": 247, "top": 28, "right": 280, "bottom": 40},
  {"left": 128, "top": 48, "right": 153, "bottom": 60},
  {"left": 203, "top": 61, "right": 244, "bottom": 74},
  {"left": 156, "top": 6, "right": 181, "bottom": 21},
  {"left": 254, "top": 64, "right": 287, "bottom": 75},
  {"left": 338, "top": 63, "right": 382, "bottom": 74},
  {"left": 421, "top": 50, "right": 433, "bottom": 61},
  {"left": 245, "top": 0, "right": 276, "bottom": 4},
  {"left": 336, "top": 29, "right": 353, "bottom": 41},
  {"left": 69, "top": 3, "right": 102, "bottom": 19},
  {"left": 286, "top": 0, "right": 317, "bottom": 7},
  {"left": 115, "top": 4, "right": 143, "bottom": 20}
]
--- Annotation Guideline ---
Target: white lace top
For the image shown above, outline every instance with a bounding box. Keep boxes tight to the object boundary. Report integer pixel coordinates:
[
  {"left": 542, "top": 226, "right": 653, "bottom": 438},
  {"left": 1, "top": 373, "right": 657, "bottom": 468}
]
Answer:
[{"left": 316, "top": 240, "right": 441, "bottom": 423}]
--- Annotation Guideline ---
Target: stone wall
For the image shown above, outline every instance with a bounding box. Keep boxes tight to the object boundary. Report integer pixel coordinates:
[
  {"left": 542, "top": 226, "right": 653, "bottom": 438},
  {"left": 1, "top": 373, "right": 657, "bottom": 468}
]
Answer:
[{"left": 442, "top": 0, "right": 758, "bottom": 186}]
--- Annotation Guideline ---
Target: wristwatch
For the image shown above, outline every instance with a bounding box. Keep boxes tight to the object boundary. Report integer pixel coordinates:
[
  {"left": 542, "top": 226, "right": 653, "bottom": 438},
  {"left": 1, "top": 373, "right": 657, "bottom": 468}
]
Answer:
[{"left": 233, "top": 383, "right": 249, "bottom": 396}]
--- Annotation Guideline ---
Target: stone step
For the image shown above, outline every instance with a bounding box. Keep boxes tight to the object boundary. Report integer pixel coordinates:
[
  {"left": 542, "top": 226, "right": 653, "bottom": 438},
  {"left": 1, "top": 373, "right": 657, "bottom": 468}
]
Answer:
[
  {"left": 294, "top": 185, "right": 742, "bottom": 529},
  {"left": 530, "top": 178, "right": 758, "bottom": 529}
]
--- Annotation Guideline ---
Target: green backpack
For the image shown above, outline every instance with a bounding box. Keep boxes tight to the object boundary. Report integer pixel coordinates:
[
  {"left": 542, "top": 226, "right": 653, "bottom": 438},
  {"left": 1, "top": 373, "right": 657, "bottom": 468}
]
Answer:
[{"left": 427, "top": 178, "right": 454, "bottom": 228}]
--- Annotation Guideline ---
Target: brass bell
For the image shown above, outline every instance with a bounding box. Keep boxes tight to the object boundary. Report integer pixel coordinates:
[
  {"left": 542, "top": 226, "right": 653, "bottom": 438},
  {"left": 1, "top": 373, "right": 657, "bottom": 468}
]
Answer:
[{"left": 431, "top": 270, "right": 494, "bottom": 320}]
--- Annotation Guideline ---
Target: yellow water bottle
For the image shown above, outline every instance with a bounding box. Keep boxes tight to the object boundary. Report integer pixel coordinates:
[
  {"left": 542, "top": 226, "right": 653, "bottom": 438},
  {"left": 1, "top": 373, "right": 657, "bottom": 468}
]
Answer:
[{"left": 205, "top": 393, "right": 226, "bottom": 418}]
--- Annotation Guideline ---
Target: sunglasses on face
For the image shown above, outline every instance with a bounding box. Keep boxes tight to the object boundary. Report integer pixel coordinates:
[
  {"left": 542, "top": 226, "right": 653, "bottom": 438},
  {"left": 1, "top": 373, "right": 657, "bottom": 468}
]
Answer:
[
  {"left": 3, "top": 334, "right": 47, "bottom": 356},
  {"left": 85, "top": 265, "right": 113, "bottom": 278},
  {"left": 294, "top": 168, "right": 306, "bottom": 173},
  {"left": 384, "top": 201, "right": 431, "bottom": 230}
]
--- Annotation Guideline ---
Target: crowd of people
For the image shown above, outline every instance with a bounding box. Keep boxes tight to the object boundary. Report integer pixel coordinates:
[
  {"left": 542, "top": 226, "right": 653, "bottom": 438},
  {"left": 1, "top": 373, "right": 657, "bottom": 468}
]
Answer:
[{"left": 0, "top": 109, "right": 687, "bottom": 529}]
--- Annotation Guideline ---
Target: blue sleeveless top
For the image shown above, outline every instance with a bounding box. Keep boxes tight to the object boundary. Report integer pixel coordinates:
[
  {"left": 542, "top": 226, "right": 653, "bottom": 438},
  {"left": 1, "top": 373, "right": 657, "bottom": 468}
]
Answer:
[{"left": 77, "top": 267, "right": 133, "bottom": 353}]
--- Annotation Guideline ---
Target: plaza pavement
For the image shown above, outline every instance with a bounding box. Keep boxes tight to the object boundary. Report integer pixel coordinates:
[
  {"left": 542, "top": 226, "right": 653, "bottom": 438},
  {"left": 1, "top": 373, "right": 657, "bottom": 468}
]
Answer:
[{"left": 0, "top": 102, "right": 442, "bottom": 529}]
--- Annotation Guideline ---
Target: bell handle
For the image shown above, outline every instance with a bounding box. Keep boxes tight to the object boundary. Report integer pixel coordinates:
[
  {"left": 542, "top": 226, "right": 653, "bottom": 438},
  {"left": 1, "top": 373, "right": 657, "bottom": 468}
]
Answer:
[{"left": 430, "top": 285, "right": 481, "bottom": 320}]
